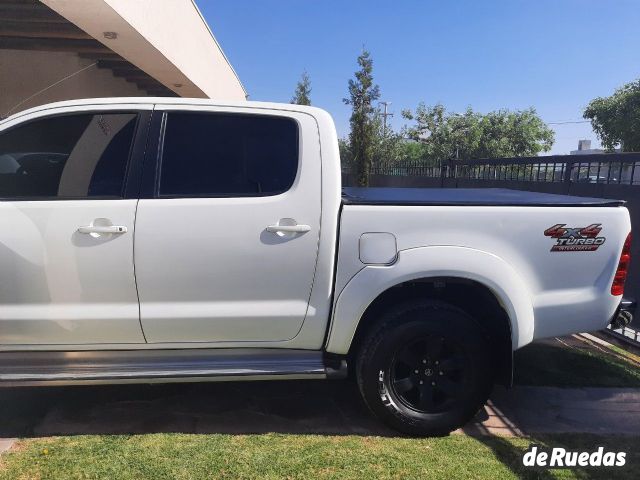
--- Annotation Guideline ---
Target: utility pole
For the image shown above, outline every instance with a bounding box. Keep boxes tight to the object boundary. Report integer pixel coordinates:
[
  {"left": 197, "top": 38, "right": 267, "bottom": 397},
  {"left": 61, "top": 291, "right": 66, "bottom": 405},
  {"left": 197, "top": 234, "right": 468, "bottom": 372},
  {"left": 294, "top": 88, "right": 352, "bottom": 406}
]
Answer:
[{"left": 379, "top": 101, "right": 393, "bottom": 136}]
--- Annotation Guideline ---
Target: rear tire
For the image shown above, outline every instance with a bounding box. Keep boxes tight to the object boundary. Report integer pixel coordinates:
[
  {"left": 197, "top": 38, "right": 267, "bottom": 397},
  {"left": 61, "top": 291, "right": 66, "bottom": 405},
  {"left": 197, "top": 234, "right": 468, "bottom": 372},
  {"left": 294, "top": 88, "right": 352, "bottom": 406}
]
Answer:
[{"left": 356, "top": 299, "right": 493, "bottom": 436}]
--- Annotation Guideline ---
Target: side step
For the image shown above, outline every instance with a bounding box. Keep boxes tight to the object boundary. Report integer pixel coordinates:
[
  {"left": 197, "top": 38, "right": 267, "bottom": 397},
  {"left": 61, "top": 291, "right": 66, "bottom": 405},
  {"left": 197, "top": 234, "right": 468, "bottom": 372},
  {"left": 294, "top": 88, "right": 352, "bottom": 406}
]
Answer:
[{"left": 0, "top": 348, "right": 331, "bottom": 387}]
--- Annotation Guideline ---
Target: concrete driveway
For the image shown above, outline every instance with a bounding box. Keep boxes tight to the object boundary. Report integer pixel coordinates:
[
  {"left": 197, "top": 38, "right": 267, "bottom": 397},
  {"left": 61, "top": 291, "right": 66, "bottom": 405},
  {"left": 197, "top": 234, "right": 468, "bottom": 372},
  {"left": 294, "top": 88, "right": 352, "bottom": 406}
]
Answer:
[{"left": 1, "top": 380, "right": 639, "bottom": 440}]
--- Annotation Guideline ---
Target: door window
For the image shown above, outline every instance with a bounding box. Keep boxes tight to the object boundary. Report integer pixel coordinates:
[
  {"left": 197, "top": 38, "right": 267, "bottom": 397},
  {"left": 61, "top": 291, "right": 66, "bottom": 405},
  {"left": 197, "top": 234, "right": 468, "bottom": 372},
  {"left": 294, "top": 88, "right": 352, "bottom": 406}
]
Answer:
[
  {"left": 0, "top": 113, "right": 138, "bottom": 199},
  {"left": 159, "top": 112, "right": 298, "bottom": 197}
]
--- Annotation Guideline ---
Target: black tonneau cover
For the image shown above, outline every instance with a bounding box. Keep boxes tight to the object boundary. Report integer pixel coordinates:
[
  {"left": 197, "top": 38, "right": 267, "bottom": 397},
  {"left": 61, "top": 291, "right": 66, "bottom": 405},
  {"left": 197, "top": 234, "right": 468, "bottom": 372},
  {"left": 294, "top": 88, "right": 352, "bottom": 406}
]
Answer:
[{"left": 342, "top": 187, "right": 625, "bottom": 207}]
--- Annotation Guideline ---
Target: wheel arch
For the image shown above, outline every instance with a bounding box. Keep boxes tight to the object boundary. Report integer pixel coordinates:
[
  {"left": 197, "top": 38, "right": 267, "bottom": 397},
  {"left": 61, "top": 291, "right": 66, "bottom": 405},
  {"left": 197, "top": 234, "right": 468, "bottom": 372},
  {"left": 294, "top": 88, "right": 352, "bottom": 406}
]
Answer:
[{"left": 326, "top": 246, "right": 535, "bottom": 382}]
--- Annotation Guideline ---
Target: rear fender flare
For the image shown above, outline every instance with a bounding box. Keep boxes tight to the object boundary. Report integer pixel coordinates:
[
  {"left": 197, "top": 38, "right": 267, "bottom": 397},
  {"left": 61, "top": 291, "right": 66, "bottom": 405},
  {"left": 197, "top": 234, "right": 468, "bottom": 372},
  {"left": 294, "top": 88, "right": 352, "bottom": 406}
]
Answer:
[{"left": 326, "top": 246, "right": 534, "bottom": 354}]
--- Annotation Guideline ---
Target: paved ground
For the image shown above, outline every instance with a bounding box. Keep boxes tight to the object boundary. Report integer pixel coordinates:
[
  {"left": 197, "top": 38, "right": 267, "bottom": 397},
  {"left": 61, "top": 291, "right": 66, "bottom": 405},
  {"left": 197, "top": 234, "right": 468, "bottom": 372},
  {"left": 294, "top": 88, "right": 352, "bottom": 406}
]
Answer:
[
  {"left": 0, "top": 438, "right": 14, "bottom": 453},
  {"left": 0, "top": 380, "right": 638, "bottom": 442},
  {"left": 466, "top": 386, "right": 640, "bottom": 436}
]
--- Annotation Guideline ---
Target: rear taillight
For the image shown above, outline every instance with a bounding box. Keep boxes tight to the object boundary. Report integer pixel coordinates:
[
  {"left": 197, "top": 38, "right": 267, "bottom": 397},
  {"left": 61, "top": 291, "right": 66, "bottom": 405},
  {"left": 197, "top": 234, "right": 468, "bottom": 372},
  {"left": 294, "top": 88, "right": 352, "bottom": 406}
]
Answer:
[{"left": 611, "top": 232, "right": 632, "bottom": 296}]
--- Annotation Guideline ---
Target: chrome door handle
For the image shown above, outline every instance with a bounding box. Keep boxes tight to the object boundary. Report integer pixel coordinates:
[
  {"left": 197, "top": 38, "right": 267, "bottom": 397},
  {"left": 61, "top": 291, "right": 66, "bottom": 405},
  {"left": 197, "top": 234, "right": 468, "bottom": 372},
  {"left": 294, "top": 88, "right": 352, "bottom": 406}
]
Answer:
[
  {"left": 266, "top": 224, "right": 311, "bottom": 234},
  {"left": 78, "top": 225, "right": 128, "bottom": 234}
]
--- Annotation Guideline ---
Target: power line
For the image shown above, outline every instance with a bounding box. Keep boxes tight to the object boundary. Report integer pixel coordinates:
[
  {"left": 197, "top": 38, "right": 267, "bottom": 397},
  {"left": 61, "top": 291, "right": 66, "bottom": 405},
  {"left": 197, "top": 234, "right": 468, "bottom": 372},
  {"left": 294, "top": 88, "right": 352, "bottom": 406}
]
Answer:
[
  {"left": 4, "top": 62, "right": 97, "bottom": 118},
  {"left": 547, "top": 120, "right": 590, "bottom": 125}
]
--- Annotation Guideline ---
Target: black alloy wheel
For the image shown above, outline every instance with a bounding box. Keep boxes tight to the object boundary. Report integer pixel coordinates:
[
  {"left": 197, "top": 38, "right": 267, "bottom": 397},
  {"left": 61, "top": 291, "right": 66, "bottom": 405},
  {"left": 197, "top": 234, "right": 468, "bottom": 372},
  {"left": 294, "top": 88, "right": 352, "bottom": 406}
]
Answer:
[
  {"left": 390, "top": 335, "right": 468, "bottom": 414},
  {"left": 356, "top": 299, "right": 493, "bottom": 436}
]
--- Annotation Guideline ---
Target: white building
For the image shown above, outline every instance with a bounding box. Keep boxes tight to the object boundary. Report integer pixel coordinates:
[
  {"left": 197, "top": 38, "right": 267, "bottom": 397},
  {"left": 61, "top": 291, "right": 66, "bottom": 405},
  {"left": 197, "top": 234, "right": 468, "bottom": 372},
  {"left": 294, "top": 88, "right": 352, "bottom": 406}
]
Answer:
[
  {"left": 0, "top": 0, "right": 246, "bottom": 119},
  {"left": 570, "top": 139, "right": 621, "bottom": 155}
]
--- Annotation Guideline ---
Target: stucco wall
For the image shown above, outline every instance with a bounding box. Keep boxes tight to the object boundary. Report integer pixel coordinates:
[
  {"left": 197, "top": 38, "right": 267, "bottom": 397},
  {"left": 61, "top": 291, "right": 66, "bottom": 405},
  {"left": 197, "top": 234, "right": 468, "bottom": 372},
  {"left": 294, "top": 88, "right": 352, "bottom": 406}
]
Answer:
[
  {"left": 104, "top": 0, "right": 246, "bottom": 100},
  {"left": 0, "top": 49, "right": 146, "bottom": 118},
  {"left": 42, "top": 0, "right": 247, "bottom": 101}
]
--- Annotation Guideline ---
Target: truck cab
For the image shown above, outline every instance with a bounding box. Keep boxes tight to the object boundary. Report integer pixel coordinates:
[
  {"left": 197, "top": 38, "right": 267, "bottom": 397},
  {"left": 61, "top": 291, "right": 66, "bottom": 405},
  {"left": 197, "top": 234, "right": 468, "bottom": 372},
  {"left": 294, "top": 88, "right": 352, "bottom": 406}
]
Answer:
[{"left": 0, "top": 99, "right": 341, "bottom": 348}]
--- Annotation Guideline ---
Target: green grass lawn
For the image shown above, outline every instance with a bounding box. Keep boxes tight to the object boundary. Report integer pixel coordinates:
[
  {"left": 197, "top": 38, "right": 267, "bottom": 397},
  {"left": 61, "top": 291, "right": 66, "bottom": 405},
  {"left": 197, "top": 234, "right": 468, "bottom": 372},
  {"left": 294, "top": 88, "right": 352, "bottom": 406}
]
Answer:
[
  {"left": 1, "top": 433, "right": 638, "bottom": 480},
  {"left": 514, "top": 339, "right": 640, "bottom": 388},
  {"left": 1, "top": 338, "right": 638, "bottom": 479}
]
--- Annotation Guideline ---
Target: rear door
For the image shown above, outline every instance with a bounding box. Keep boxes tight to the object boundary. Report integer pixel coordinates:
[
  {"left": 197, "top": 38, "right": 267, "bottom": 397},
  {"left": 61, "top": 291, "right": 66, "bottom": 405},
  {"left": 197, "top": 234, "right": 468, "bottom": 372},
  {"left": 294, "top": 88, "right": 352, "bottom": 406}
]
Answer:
[
  {"left": 134, "top": 106, "right": 321, "bottom": 343},
  {"left": 0, "top": 107, "right": 149, "bottom": 345}
]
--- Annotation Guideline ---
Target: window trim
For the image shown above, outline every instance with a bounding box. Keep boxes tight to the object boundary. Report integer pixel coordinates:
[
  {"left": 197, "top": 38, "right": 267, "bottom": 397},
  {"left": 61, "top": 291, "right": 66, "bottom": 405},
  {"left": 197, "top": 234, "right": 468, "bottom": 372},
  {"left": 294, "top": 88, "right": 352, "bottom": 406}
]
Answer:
[
  {"left": 0, "top": 110, "right": 147, "bottom": 202},
  {"left": 154, "top": 110, "right": 301, "bottom": 199}
]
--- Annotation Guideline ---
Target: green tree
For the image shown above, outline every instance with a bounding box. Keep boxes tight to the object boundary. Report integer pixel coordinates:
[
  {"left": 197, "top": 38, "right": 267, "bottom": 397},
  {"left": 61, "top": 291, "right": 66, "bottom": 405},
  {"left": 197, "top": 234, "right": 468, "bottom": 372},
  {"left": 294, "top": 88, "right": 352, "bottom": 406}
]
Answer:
[
  {"left": 338, "top": 137, "right": 352, "bottom": 172},
  {"left": 341, "top": 109, "right": 443, "bottom": 178},
  {"left": 402, "top": 103, "right": 554, "bottom": 160},
  {"left": 291, "top": 71, "right": 312, "bottom": 106},
  {"left": 343, "top": 50, "right": 380, "bottom": 186},
  {"left": 584, "top": 78, "right": 640, "bottom": 152}
]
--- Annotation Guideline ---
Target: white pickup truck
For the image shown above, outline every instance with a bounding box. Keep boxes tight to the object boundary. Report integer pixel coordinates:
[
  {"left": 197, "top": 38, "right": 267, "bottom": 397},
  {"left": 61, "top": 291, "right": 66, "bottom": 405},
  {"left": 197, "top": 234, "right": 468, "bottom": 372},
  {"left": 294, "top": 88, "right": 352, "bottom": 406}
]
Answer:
[{"left": 0, "top": 98, "right": 633, "bottom": 436}]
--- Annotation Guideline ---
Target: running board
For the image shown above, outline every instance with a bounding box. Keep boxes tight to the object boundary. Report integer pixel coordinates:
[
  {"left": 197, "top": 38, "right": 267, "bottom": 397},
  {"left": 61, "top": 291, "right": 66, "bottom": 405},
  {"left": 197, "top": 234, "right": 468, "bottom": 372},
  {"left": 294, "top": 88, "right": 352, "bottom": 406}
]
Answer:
[{"left": 0, "top": 349, "right": 329, "bottom": 386}]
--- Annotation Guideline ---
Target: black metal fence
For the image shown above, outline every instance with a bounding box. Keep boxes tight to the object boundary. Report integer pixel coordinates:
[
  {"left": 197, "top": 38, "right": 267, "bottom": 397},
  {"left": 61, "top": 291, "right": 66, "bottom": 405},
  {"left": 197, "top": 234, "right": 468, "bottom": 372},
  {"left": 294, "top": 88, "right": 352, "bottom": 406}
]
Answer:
[
  {"left": 447, "top": 153, "right": 640, "bottom": 187},
  {"left": 344, "top": 153, "right": 640, "bottom": 345},
  {"left": 346, "top": 153, "right": 640, "bottom": 188},
  {"left": 370, "top": 161, "right": 442, "bottom": 178}
]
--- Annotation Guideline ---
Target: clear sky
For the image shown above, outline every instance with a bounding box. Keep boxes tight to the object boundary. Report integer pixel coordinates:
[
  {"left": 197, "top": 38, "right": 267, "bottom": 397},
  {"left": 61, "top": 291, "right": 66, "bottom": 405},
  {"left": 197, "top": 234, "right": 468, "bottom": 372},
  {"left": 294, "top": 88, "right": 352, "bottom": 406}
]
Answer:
[{"left": 199, "top": 0, "right": 640, "bottom": 155}]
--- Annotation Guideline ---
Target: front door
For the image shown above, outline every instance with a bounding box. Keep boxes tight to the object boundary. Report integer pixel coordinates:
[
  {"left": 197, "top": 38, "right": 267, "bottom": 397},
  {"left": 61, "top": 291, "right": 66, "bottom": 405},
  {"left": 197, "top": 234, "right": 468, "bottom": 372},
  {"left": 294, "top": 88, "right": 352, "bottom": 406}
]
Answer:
[
  {"left": 0, "top": 110, "right": 147, "bottom": 345},
  {"left": 135, "top": 108, "right": 321, "bottom": 343}
]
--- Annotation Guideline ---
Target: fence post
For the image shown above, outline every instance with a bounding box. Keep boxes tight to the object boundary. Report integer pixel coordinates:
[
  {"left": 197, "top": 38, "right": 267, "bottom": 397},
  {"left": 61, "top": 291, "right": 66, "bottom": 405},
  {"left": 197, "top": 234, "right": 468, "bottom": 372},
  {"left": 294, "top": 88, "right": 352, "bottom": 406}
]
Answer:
[
  {"left": 563, "top": 159, "right": 574, "bottom": 194},
  {"left": 441, "top": 158, "right": 453, "bottom": 188}
]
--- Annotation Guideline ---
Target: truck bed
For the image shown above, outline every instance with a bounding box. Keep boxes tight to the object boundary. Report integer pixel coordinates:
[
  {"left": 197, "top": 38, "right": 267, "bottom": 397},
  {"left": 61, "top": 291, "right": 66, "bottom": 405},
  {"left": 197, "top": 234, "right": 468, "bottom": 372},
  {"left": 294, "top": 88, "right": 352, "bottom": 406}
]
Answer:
[{"left": 342, "top": 187, "right": 625, "bottom": 207}]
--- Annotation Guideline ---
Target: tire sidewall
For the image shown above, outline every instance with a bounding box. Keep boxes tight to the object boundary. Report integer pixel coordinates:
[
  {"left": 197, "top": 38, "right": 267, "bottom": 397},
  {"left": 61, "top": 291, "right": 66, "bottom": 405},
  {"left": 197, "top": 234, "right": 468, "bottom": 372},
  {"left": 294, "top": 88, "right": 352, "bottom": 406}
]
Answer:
[{"left": 358, "top": 302, "right": 492, "bottom": 435}]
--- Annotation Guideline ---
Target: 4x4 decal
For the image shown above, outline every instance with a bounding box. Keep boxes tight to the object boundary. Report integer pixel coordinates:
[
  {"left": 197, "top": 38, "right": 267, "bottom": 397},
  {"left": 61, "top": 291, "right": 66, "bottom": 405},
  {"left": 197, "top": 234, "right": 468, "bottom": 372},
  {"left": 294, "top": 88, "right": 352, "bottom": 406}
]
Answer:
[{"left": 544, "top": 224, "right": 605, "bottom": 252}]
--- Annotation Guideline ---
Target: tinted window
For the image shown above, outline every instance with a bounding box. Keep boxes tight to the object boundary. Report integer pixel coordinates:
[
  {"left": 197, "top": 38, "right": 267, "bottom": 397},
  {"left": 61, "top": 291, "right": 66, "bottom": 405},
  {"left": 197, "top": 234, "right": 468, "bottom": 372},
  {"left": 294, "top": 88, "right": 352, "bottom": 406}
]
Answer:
[
  {"left": 0, "top": 113, "right": 137, "bottom": 199},
  {"left": 159, "top": 112, "right": 298, "bottom": 197}
]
